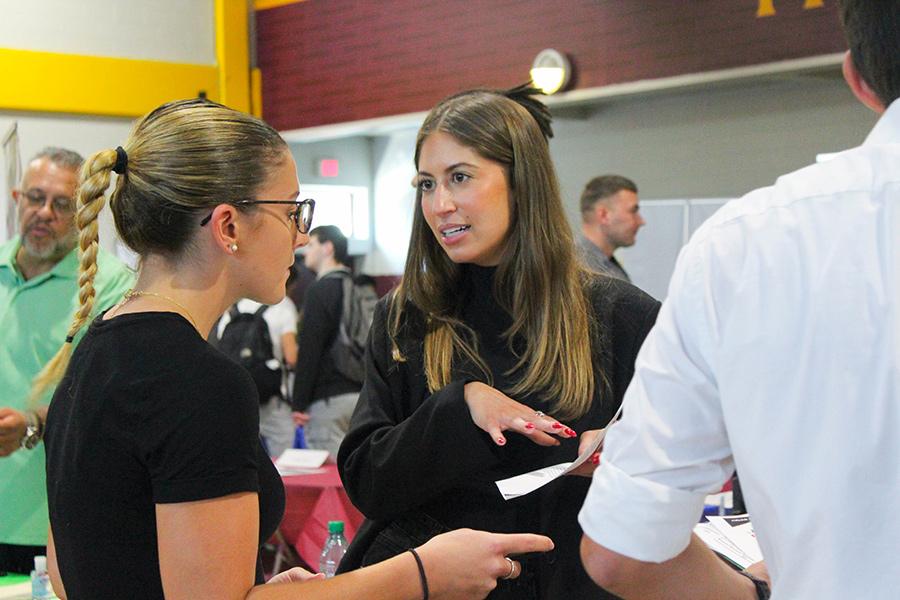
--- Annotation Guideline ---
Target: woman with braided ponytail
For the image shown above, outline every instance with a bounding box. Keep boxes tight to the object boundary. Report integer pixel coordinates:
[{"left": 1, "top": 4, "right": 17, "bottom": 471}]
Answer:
[
  {"left": 39, "top": 98, "right": 551, "bottom": 600},
  {"left": 337, "top": 87, "right": 660, "bottom": 599}
]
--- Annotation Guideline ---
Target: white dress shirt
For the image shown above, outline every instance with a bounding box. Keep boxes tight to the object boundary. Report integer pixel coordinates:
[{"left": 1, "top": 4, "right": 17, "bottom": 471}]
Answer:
[{"left": 580, "top": 99, "right": 900, "bottom": 600}]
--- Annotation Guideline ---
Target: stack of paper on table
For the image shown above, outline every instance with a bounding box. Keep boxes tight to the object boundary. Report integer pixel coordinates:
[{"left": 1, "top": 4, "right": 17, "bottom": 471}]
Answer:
[
  {"left": 695, "top": 514, "right": 763, "bottom": 570},
  {"left": 275, "top": 448, "right": 329, "bottom": 475}
]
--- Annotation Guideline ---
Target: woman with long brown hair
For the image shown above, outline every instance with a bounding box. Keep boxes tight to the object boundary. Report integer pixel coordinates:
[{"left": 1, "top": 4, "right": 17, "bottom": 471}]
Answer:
[
  {"left": 37, "top": 98, "right": 551, "bottom": 600},
  {"left": 338, "top": 86, "right": 660, "bottom": 599}
]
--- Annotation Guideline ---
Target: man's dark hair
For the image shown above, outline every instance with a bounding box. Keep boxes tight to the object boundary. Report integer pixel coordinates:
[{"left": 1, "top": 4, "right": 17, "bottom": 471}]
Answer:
[
  {"left": 839, "top": 0, "right": 900, "bottom": 106},
  {"left": 310, "top": 224, "right": 349, "bottom": 265},
  {"left": 580, "top": 175, "right": 638, "bottom": 218}
]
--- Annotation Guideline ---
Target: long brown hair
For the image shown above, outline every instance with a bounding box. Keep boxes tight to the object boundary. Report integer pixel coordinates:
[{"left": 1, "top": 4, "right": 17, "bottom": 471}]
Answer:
[
  {"left": 30, "top": 98, "right": 287, "bottom": 402},
  {"left": 390, "top": 86, "right": 600, "bottom": 420}
]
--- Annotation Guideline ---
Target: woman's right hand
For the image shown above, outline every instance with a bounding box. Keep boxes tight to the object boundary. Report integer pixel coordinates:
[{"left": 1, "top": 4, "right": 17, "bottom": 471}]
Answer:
[
  {"left": 416, "top": 529, "right": 554, "bottom": 599},
  {"left": 463, "top": 381, "right": 576, "bottom": 446}
]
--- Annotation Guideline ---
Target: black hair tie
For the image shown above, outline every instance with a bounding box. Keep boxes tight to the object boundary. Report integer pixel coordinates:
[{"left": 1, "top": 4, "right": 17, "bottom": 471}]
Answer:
[{"left": 112, "top": 146, "right": 128, "bottom": 175}]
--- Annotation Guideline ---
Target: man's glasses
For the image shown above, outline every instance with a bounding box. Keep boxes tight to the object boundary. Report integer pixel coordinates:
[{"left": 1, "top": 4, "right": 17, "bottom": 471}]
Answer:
[
  {"left": 200, "top": 199, "right": 315, "bottom": 234},
  {"left": 21, "top": 190, "right": 75, "bottom": 216}
]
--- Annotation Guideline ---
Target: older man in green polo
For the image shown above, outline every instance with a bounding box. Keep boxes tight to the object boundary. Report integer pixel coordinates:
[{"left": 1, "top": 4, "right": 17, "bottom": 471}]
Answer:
[{"left": 0, "top": 147, "right": 132, "bottom": 574}]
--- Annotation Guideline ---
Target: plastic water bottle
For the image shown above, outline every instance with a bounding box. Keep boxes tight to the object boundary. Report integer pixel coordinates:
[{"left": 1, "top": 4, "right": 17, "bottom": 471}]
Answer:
[
  {"left": 293, "top": 425, "right": 307, "bottom": 449},
  {"left": 318, "top": 520, "right": 348, "bottom": 578},
  {"left": 30, "top": 555, "right": 57, "bottom": 599}
]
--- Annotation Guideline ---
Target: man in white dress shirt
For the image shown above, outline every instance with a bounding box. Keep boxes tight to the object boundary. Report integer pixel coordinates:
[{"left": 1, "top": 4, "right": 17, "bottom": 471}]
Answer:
[{"left": 578, "top": 2, "right": 900, "bottom": 599}]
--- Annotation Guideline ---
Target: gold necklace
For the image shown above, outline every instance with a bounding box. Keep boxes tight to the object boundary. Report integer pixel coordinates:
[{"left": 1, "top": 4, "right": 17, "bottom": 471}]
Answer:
[{"left": 122, "top": 289, "right": 200, "bottom": 332}]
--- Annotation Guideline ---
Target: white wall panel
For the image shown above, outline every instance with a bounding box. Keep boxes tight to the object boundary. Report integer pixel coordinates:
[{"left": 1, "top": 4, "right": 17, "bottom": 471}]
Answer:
[
  {"left": 1, "top": 0, "right": 215, "bottom": 63},
  {"left": 364, "top": 131, "right": 418, "bottom": 275}
]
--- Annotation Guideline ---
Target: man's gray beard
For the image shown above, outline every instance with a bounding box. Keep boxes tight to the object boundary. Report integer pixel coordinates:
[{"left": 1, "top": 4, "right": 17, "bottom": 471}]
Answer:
[{"left": 21, "top": 228, "right": 77, "bottom": 262}]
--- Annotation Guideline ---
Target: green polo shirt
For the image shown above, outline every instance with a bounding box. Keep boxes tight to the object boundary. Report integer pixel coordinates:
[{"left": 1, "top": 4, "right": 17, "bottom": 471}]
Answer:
[{"left": 0, "top": 237, "right": 133, "bottom": 546}]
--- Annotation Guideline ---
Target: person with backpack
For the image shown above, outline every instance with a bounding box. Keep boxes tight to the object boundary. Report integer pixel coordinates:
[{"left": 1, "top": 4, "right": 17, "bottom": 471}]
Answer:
[
  {"left": 213, "top": 296, "right": 299, "bottom": 458},
  {"left": 291, "top": 225, "right": 375, "bottom": 459}
]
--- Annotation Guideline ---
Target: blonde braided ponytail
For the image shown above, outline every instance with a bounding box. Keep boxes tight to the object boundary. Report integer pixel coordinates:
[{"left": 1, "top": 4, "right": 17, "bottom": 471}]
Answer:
[
  {"left": 29, "top": 149, "right": 117, "bottom": 404},
  {"left": 29, "top": 98, "right": 288, "bottom": 403}
]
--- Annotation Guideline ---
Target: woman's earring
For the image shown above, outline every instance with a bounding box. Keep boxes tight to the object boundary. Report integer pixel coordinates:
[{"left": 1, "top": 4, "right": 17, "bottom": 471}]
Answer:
[{"left": 230, "top": 243, "right": 238, "bottom": 253}]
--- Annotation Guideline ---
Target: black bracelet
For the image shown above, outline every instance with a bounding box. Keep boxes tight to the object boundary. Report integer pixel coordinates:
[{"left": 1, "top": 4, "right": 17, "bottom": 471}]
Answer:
[
  {"left": 407, "top": 548, "right": 429, "bottom": 600},
  {"left": 738, "top": 570, "right": 771, "bottom": 600}
]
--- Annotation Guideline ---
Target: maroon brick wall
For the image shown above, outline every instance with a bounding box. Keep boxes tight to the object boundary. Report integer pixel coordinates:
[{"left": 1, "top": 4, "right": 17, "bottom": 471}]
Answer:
[{"left": 257, "top": 0, "right": 846, "bottom": 131}]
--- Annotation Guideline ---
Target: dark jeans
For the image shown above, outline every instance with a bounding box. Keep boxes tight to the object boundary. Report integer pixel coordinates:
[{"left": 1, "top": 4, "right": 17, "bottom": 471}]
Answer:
[{"left": 0, "top": 542, "right": 46, "bottom": 575}]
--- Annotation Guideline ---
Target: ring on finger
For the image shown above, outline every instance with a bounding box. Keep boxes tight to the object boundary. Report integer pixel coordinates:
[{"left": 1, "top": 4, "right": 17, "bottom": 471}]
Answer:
[
  {"left": 534, "top": 411, "right": 545, "bottom": 418},
  {"left": 502, "top": 557, "right": 516, "bottom": 580}
]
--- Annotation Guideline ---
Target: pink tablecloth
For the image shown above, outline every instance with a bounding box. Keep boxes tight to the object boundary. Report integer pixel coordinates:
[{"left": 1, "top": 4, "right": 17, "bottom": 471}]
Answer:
[{"left": 279, "top": 464, "right": 364, "bottom": 568}]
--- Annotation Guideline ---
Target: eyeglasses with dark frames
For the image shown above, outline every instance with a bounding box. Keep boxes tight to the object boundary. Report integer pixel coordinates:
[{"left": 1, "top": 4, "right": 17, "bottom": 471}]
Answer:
[
  {"left": 199, "top": 199, "right": 315, "bottom": 234},
  {"left": 22, "top": 189, "right": 76, "bottom": 216}
]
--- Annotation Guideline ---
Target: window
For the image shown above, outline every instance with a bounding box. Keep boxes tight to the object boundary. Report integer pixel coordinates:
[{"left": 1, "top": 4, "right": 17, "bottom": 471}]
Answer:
[{"left": 299, "top": 184, "right": 371, "bottom": 253}]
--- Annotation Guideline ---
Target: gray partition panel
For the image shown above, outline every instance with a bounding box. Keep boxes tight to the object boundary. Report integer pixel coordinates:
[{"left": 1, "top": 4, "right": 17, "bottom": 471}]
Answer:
[
  {"left": 616, "top": 201, "right": 687, "bottom": 301},
  {"left": 613, "top": 198, "right": 734, "bottom": 300},
  {"left": 688, "top": 199, "right": 730, "bottom": 237}
]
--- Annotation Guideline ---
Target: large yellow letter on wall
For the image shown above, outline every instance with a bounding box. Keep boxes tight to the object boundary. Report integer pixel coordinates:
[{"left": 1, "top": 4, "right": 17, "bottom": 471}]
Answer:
[{"left": 758, "top": 0, "right": 824, "bottom": 17}]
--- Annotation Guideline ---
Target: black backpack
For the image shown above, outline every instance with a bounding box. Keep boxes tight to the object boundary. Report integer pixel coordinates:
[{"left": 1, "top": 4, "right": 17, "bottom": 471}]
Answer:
[
  {"left": 212, "top": 304, "right": 283, "bottom": 404},
  {"left": 323, "top": 271, "right": 379, "bottom": 384}
]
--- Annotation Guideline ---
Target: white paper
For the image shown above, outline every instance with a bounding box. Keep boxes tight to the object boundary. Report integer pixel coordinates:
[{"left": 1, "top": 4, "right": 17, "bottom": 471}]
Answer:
[
  {"left": 695, "top": 514, "right": 763, "bottom": 570},
  {"left": 276, "top": 466, "right": 328, "bottom": 476},
  {"left": 275, "top": 448, "right": 329, "bottom": 475},
  {"left": 695, "top": 522, "right": 755, "bottom": 569},
  {"left": 495, "top": 404, "right": 623, "bottom": 500}
]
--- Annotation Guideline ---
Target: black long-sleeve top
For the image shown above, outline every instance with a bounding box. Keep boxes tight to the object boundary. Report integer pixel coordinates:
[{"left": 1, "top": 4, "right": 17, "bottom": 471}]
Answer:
[
  {"left": 338, "top": 265, "right": 660, "bottom": 599},
  {"left": 291, "top": 272, "right": 361, "bottom": 412}
]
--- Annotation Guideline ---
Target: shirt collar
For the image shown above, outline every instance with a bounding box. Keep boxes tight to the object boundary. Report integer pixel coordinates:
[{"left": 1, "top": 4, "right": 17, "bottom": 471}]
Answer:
[
  {"left": 48, "top": 245, "right": 79, "bottom": 279},
  {"left": 0, "top": 237, "right": 19, "bottom": 271},
  {"left": 863, "top": 98, "right": 900, "bottom": 147}
]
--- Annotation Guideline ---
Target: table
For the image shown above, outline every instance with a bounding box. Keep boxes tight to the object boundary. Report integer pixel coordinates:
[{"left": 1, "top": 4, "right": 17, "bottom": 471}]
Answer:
[
  {"left": 0, "top": 574, "right": 30, "bottom": 600},
  {"left": 279, "top": 464, "right": 364, "bottom": 569}
]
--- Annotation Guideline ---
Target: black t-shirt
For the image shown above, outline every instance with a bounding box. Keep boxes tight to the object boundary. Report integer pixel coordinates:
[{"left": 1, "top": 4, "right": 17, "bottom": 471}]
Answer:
[{"left": 44, "top": 312, "right": 285, "bottom": 600}]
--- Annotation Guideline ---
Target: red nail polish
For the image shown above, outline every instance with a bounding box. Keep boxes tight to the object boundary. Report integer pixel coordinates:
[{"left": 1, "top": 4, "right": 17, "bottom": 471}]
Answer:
[
  {"left": 551, "top": 422, "right": 563, "bottom": 429},
  {"left": 497, "top": 437, "right": 506, "bottom": 445},
  {"left": 565, "top": 428, "right": 576, "bottom": 437},
  {"left": 591, "top": 454, "right": 600, "bottom": 465},
  {"left": 524, "top": 422, "right": 535, "bottom": 429}
]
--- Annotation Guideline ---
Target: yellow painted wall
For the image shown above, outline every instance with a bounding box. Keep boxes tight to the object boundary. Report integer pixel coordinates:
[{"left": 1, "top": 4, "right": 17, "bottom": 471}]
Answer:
[{"left": 1, "top": 0, "right": 253, "bottom": 118}]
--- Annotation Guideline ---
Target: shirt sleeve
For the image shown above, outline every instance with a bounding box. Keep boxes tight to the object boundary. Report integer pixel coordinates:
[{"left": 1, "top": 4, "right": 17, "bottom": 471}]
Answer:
[
  {"left": 579, "top": 238, "right": 735, "bottom": 563},
  {"left": 138, "top": 363, "right": 260, "bottom": 504},
  {"left": 337, "top": 300, "right": 503, "bottom": 520}
]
